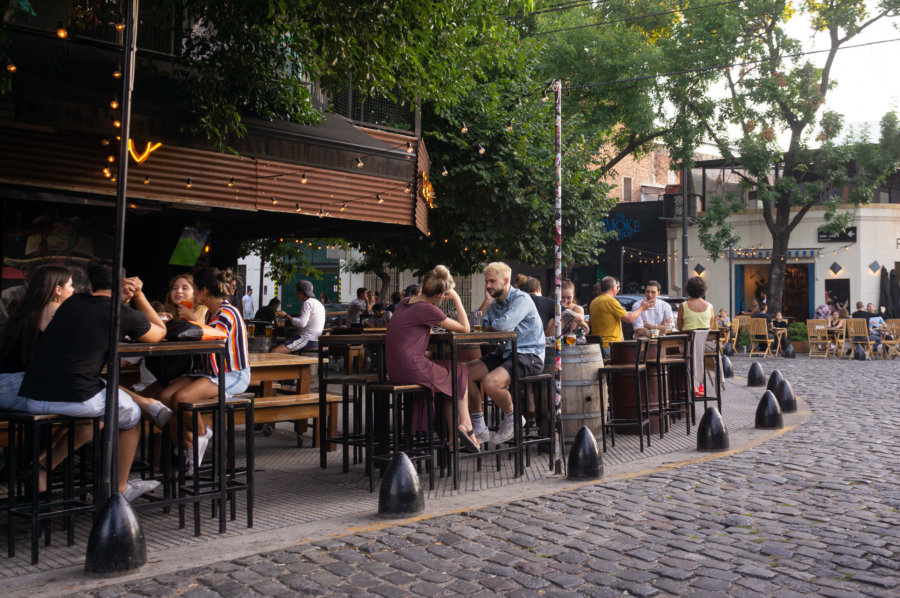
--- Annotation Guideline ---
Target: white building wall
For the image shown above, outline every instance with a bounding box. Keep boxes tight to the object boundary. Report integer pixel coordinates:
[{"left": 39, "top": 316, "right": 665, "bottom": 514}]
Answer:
[{"left": 669, "top": 204, "right": 900, "bottom": 316}]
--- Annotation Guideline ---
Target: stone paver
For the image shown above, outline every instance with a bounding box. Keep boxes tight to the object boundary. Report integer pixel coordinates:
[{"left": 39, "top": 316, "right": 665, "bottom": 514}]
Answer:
[{"left": 62, "top": 357, "right": 900, "bottom": 596}]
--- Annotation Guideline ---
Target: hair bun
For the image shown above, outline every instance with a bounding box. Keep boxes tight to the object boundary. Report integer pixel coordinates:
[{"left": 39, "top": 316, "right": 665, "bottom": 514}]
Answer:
[{"left": 434, "top": 265, "right": 451, "bottom": 279}]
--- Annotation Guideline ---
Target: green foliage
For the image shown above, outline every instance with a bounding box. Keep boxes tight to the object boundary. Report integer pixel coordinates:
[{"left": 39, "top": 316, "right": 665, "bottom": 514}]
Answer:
[
  {"left": 738, "top": 328, "right": 751, "bottom": 348},
  {"left": 788, "top": 321, "right": 808, "bottom": 341},
  {"left": 237, "top": 238, "right": 330, "bottom": 287},
  {"left": 168, "top": 0, "right": 532, "bottom": 147}
]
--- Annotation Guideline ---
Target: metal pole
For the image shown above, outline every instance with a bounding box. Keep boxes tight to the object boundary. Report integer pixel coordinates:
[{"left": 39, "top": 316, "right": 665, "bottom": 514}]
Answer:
[
  {"left": 681, "top": 163, "right": 689, "bottom": 292},
  {"left": 728, "top": 243, "right": 734, "bottom": 318},
  {"left": 552, "top": 79, "right": 563, "bottom": 474},
  {"left": 619, "top": 246, "right": 624, "bottom": 287}
]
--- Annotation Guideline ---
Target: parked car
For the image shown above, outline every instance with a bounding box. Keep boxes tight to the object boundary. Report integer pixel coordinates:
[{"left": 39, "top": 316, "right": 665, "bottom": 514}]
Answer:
[{"left": 589, "top": 294, "right": 687, "bottom": 340}]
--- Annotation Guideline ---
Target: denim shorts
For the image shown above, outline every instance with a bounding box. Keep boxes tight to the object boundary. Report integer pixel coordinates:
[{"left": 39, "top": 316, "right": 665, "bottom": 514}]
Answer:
[
  {"left": 196, "top": 368, "right": 250, "bottom": 397},
  {"left": 26, "top": 383, "right": 141, "bottom": 430},
  {"left": 0, "top": 371, "right": 28, "bottom": 412}
]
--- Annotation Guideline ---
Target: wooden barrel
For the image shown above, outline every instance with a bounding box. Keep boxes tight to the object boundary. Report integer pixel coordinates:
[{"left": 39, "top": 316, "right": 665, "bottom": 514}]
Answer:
[{"left": 558, "top": 344, "right": 605, "bottom": 444}]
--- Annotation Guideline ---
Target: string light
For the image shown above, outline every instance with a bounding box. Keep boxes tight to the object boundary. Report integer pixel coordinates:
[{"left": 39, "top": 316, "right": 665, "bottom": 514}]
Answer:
[
  {"left": 5, "top": 60, "right": 15, "bottom": 73},
  {"left": 115, "top": 22, "right": 125, "bottom": 31},
  {"left": 185, "top": 178, "right": 192, "bottom": 189},
  {"left": 271, "top": 196, "right": 278, "bottom": 205},
  {"left": 477, "top": 143, "right": 485, "bottom": 155},
  {"left": 506, "top": 120, "right": 513, "bottom": 132},
  {"left": 355, "top": 156, "right": 364, "bottom": 168},
  {"left": 441, "top": 165, "right": 448, "bottom": 176},
  {"left": 377, "top": 193, "right": 384, "bottom": 204},
  {"left": 109, "top": 97, "right": 119, "bottom": 110},
  {"left": 102, "top": 167, "right": 111, "bottom": 177},
  {"left": 460, "top": 122, "right": 468, "bottom": 134},
  {"left": 340, "top": 202, "right": 347, "bottom": 212},
  {"left": 300, "top": 172, "right": 307, "bottom": 184},
  {"left": 56, "top": 23, "right": 68, "bottom": 39},
  {"left": 227, "top": 177, "right": 234, "bottom": 187},
  {"left": 113, "top": 120, "right": 121, "bottom": 128},
  {"left": 143, "top": 176, "right": 150, "bottom": 184},
  {"left": 107, "top": 155, "right": 115, "bottom": 163},
  {"left": 101, "top": 138, "right": 110, "bottom": 146},
  {"left": 113, "top": 66, "right": 122, "bottom": 78},
  {"left": 296, "top": 203, "right": 302, "bottom": 213},
  {"left": 406, "top": 141, "right": 413, "bottom": 153}
]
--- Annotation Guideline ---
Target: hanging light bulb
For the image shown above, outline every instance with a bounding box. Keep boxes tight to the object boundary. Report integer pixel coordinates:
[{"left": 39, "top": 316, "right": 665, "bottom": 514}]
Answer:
[
  {"left": 110, "top": 176, "right": 116, "bottom": 182},
  {"left": 506, "top": 120, "right": 513, "bottom": 132},
  {"left": 405, "top": 181, "right": 410, "bottom": 193},
  {"left": 356, "top": 156, "right": 364, "bottom": 168},
  {"left": 460, "top": 122, "right": 468, "bottom": 134},
  {"left": 113, "top": 66, "right": 122, "bottom": 78},
  {"left": 377, "top": 194, "right": 384, "bottom": 204},
  {"left": 113, "top": 120, "right": 121, "bottom": 128},
  {"left": 115, "top": 22, "right": 125, "bottom": 31},
  {"left": 477, "top": 143, "right": 485, "bottom": 155},
  {"left": 406, "top": 141, "right": 413, "bottom": 153},
  {"left": 56, "top": 23, "right": 68, "bottom": 39},
  {"left": 541, "top": 89, "right": 549, "bottom": 102},
  {"left": 271, "top": 196, "right": 278, "bottom": 205},
  {"left": 5, "top": 60, "right": 16, "bottom": 73},
  {"left": 340, "top": 202, "right": 347, "bottom": 212},
  {"left": 101, "top": 138, "right": 110, "bottom": 147},
  {"left": 110, "top": 97, "right": 119, "bottom": 110},
  {"left": 227, "top": 177, "right": 234, "bottom": 187},
  {"left": 102, "top": 167, "right": 111, "bottom": 177},
  {"left": 441, "top": 165, "right": 448, "bottom": 176},
  {"left": 300, "top": 172, "right": 307, "bottom": 184},
  {"left": 185, "top": 178, "right": 192, "bottom": 189},
  {"left": 143, "top": 176, "right": 150, "bottom": 184},
  {"left": 107, "top": 155, "right": 115, "bottom": 163},
  {"left": 318, "top": 206, "right": 326, "bottom": 217},
  {"left": 296, "top": 203, "right": 302, "bottom": 213}
]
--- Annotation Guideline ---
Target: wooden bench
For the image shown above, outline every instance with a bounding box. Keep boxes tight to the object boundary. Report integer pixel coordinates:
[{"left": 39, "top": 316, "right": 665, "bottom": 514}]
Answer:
[{"left": 232, "top": 393, "right": 342, "bottom": 449}]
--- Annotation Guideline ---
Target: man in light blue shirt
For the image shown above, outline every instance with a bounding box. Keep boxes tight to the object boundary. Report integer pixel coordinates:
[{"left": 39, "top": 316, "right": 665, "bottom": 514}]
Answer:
[{"left": 468, "top": 262, "right": 544, "bottom": 445}]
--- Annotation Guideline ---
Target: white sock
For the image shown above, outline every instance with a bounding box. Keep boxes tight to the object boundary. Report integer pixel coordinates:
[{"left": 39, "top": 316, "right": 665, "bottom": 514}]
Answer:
[{"left": 472, "top": 413, "right": 484, "bottom": 427}]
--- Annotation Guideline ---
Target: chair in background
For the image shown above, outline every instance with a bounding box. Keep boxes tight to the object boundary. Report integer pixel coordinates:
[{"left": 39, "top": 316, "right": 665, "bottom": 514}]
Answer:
[
  {"left": 845, "top": 319, "right": 874, "bottom": 360},
  {"left": 806, "top": 319, "right": 829, "bottom": 358},
  {"left": 882, "top": 320, "right": 900, "bottom": 359},
  {"left": 748, "top": 318, "right": 773, "bottom": 358},
  {"left": 826, "top": 320, "right": 846, "bottom": 359}
]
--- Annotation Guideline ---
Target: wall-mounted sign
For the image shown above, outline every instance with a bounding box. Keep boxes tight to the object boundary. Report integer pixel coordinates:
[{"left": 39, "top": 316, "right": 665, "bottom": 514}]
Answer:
[
  {"left": 604, "top": 212, "right": 640, "bottom": 240},
  {"left": 128, "top": 139, "right": 163, "bottom": 164},
  {"left": 817, "top": 226, "right": 856, "bottom": 243}
]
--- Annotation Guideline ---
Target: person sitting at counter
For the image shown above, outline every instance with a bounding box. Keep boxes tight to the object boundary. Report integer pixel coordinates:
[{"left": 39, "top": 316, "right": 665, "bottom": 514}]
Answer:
[
  {"left": 546, "top": 279, "right": 590, "bottom": 337},
  {"left": 588, "top": 276, "right": 651, "bottom": 358},
  {"left": 363, "top": 303, "right": 392, "bottom": 328},
  {"left": 271, "top": 280, "right": 325, "bottom": 354},
  {"left": 468, "top": 262, "right": 545, "bottom": 446},
  {"left": 254, "top": 298, "right": 281, "bottom": 323},
  {"left": 632, "top": 280, "right": 673, "bottom": 338}
]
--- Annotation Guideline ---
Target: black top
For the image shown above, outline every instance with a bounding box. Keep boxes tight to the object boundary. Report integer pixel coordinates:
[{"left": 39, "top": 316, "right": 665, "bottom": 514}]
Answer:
[
  {"left": 851, "top": 310, "right": 872, "bottom": 321},
  {"left": 20, "top": 294, "right": 151, "bottom": 403},
  {"left": 752, "top": 312, "right": 772, "bottom": 325},
  {"left": 0, "top": 330, "right": 38, "bottom": 373},
  {"left": 530, "top": 294, "right": 556, "bottom": 329},
  {"left": 772, "top": 320, "right": 788, "bottom": 329},
  {"left": 254, "top": 305, "right": 277, "bottom": 322}
]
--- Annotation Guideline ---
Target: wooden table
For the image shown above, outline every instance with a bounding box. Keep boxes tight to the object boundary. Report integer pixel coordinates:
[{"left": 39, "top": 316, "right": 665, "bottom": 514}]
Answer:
[{"left": 249, "top": 353, "right": 319, "bottom": 396}]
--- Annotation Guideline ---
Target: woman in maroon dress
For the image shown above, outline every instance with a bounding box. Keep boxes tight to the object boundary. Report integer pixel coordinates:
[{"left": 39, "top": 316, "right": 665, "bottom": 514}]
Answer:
[{"left": 386, "top": 266, "right": 480, "bottom": 451}]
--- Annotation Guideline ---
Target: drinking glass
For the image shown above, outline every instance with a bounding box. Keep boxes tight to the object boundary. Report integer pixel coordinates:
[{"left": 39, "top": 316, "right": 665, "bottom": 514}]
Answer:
[
  {"left": 565, "top": 334, "right": 576, "bottom": 346},
  {"left": 247, "top": 323, "right": 256, "bottom": 336},
  {"left": 265, "top": 326, "right": 273, "bottom": 338},
  {"left": 473, "top": 310, "right": 483, "bottom": 332},
  {"left": 180, "top": 300, "right": 194, "bottom": 309}
]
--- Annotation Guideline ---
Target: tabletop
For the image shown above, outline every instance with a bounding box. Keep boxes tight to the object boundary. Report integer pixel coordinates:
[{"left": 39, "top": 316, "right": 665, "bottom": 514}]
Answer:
[
  {"left": 248, "top": 353, "right": 320, "bottom": 367},
  {"left": 118, "top": 340, "right": 226, "bottom": 355}
]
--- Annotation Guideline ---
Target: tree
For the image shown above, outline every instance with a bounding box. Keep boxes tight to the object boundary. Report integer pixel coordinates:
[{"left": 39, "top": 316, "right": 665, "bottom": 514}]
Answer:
[
  {"left": 168, "top": 0, "right": 534, "bottom": 147},
  {"left": 692, "top": 0, "right": 900, "bottom": 315},
  {"left": 345, "top": 37, "right": 616, "bottom": 294}
]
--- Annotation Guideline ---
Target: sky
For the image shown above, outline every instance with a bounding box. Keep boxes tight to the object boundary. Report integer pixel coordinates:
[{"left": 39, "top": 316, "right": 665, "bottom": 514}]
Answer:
[{"left": 787, "top": 12, "right": 900, "bottom": 136}]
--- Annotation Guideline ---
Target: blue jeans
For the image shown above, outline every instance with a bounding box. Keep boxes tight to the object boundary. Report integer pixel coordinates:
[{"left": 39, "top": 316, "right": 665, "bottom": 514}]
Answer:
[
  {"left": 0, "top": 371, "right": 28, "bottom": 411},
  {"left": 26, "top": 383, "right": 142, "bottom": 429},
  {"left": 197, "top": 368, "right": 250, "bottom": 397}
]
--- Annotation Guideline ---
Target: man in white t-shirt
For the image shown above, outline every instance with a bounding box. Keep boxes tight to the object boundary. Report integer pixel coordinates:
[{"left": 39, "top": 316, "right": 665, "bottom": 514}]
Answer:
[
  {"left": 632, "top": 280, "right": 674, "bottom": 337},
  {"left": 271, "top": 280, "right": 325, "bottom": 354},
  {"left": 241, "top": 287, "right": 254, "bottom": 319}
]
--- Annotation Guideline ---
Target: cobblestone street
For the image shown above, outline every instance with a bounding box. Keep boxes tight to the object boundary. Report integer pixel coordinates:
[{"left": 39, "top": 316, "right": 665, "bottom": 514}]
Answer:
[{"left": 62, "top": 356, "right": 900, "bottom": 596}]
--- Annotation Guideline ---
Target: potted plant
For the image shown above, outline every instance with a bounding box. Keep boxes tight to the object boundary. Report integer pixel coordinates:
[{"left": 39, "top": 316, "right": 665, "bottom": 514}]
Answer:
[
  {"left": 737, "top": 328, "right": 751, "bottom": 352},
  {"left": 788, "top": 321, "right": 808, "bottom": 354}
]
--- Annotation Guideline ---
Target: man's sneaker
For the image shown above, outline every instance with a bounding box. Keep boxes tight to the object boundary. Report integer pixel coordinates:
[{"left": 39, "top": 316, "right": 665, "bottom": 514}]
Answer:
[
  {"left": 491, "top": 415, "right": 526, "bottom": 445},
  {"left": 123, "top": 479, "right": 160, "bottom": 503},
  {"left": 471, "top": 421, "right": 491, "bottom": 444}
]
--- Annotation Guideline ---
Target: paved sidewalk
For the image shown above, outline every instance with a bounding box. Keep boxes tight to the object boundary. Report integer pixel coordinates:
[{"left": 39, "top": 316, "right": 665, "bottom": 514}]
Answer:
[{"left": 12, "top": 355, "right": 900, "bottom": 596}]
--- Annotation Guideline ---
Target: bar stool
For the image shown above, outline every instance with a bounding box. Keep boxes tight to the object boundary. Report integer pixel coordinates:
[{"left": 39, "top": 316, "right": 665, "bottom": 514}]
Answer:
[
  {"left": 176, "top": 393, "right": 254, "bottom": 535},
  {"left": 597, "top": 338, "right": 651, "bottom": 452},
  {"left": 365, "top": 383, "right": 434, "bottom": 492},
  {"left": 518, "top": 373, "right": 555, "bottom": 469},
  {"left": 2, "top": 410, "right": 101, "bottom": 564},
  {"left": 652, "top": 334, "right": 693, "bottom": 436}
]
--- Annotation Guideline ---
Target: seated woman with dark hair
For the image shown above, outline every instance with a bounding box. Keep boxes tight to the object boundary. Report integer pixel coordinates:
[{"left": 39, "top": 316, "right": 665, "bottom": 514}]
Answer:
[
  {"left": 385, "top": 266, "right": 480, "bottom": 451},
  {"left": 676, "top": 276, "right": 716, "bottom": 396}
]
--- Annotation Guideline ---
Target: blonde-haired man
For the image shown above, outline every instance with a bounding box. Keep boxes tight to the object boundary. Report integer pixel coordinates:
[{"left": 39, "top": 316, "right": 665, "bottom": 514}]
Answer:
[{"left": 468, "top": 262, "right": 545, "bottom": 445}]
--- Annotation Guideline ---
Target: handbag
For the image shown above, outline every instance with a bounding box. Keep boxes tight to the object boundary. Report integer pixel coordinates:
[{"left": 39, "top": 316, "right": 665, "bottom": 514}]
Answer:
[{"left": 164, "top": 320, "right": 227, "bottom": 342}]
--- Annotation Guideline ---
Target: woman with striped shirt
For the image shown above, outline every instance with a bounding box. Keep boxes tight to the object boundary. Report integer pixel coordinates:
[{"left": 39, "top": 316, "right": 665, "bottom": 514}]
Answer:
[{"left": 158, "top": 267, "right": 250, "bottom": 475}]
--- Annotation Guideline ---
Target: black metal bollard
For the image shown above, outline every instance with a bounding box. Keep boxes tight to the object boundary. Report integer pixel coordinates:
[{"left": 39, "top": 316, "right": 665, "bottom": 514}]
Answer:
[
  {"left": 85, "top": 494, "right": 147, "bottom": 574},
  {"left": 783, "top": 343, "right": 795, "bottom": 358},
  {"left": 766, "top": 370, "right": 784, "bottom": 394},
  {"left": 723, "top": 341, "right": 735, "bottom": 357},
  {"left": 775, "top": 378, "right": 797, "bottom": 412},
  {"left": 853, "top": 345, "right": 867, "bottom": 360},
  {"left": 722, "top": 354, "right": 734, "bottom": 378},
  {"left": 378, "top": 452, "right": 424, "bottom": 518},
  {"left": 747, "top": 362, "right": 766, "bottom": 387},
  {"left": 697, "top": 407, "right": 729, "bottom": 452},
  {"left": 754, "top": 390, "right": 783, "bottom": 429},
  {"left": 567, "top": 426, "right": 603, "bottom": 480}
]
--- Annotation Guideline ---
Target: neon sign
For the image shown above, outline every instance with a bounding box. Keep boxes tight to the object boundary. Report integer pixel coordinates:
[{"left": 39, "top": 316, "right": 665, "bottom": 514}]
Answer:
[{"left": 128, "top": 139, "right": 163, "bottom": 164}]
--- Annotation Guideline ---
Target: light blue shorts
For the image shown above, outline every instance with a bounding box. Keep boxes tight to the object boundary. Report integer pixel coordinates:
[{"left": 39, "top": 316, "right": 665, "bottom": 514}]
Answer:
[
  {"left": 0, "top": 371, "right": 28, "bottom": 412},
  {"left": 196, "top": 368, "right": 250, "bottom": 397},
  {"left": 26, "top": 383, "right": 141, "bottom": 430}
]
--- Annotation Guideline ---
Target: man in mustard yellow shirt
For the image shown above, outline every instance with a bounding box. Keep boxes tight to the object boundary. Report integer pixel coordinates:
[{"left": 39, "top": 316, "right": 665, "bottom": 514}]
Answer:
[{"left": 589, "top": 276, "right": 651, "bottom": 358}]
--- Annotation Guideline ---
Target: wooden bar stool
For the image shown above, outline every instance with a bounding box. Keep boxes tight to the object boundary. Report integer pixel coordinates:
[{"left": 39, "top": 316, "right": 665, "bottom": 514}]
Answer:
[{"left": 598, "top": 339, "right": 651, "bottom": 452}]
